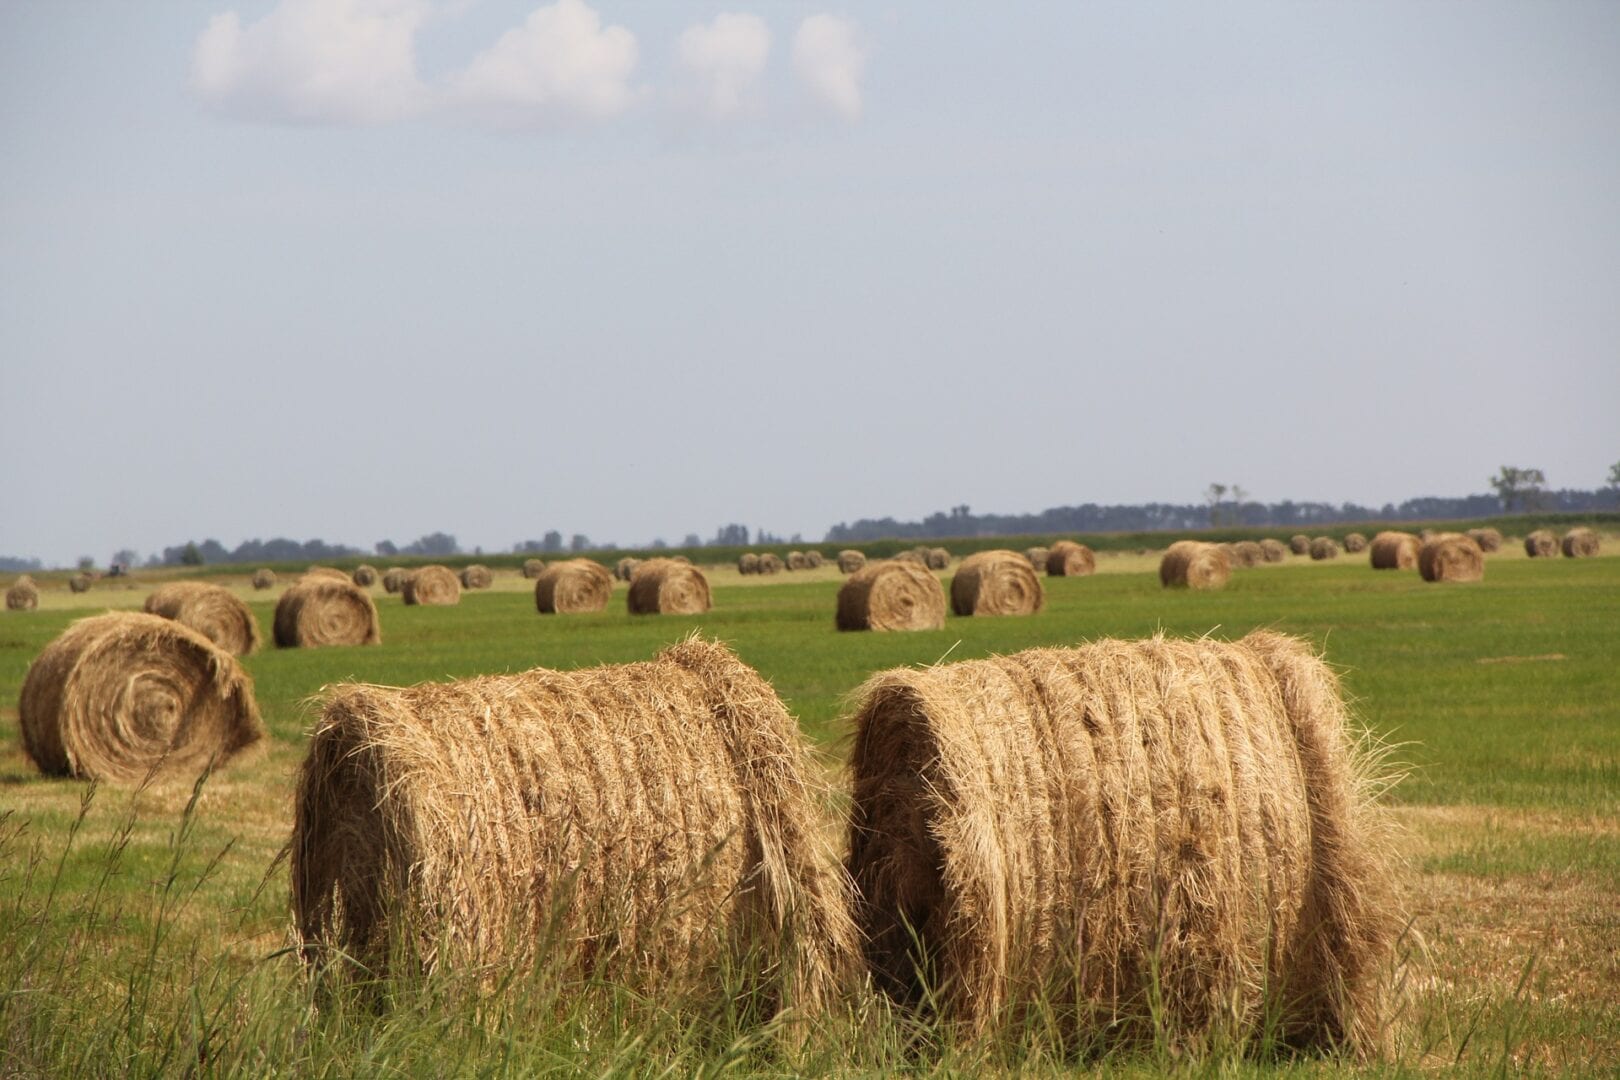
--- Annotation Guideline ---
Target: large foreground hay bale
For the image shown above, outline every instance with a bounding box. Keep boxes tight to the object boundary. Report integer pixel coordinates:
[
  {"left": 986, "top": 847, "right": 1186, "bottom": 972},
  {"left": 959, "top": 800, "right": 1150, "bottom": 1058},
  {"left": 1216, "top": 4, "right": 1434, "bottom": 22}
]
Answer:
[
  {"left": 1309, "top": 537, "right": 1339, "bottom": 561},
  {"left": 252, "top": 569, "right": 276, "bottom": 590},
  {"left": 1343, "top": 533, "right": 1368, "bottom": 554},
  {"left": 1562, "top": 527, "right": 1600, "bottom": 558},
  {"left": 805, "top": 550, "right": 825, "bottom": 569},
  {"left": 1288, "top": 534, "right": 1310, "bottom": 555},
  {"left": 459, "top": 564, "right": 493, "bottom": 590},
  {"left": 627, "top": 559, "right": 712, "bottom": 615},
  {"left": 926, "top": 548, "right": 951, "bottom": 571},
  {"left": 786, "top": 551, "right": 809, "bottom": 571},
  {"left": 522, "top": 558, "right": 546, "bottom": 579},
  {"left": 534, "top": 559, "right": 612, "bottom": 614},
  {"left": 837, "top": 550, "right": 866, "bottom": 574},
  {"left": 1024, "top": 546, "right": 1049, "bottom": 570},
  {"left": 950, "top": 550, "right": 1044, "bottom": 617},
  {"left": 290, "top": 638, "right": 856, "bottom": 1013},
  {"left": 1524, "top": 529, "right": 1558, "bottom": 557},
  {"left": 757, "top": 553, "right": 783, "bottom": 575},
  {"left": 1464, "top": 528, "right": 1502, "bottom": 553},
  {"left": 1046, "top": 540, "right": 1095, "bottom": 577},
  {"left": 6, "top": 576, "right": 39, "bottom": 612},
  {"left": 846, "top": 632, "right": 1399, "bottom": 1050},
  {"left": 352, "top": 565, "right": 378, "bottom": 588},
  {"left": 1369, "top": 531, "right": 1420, "bottom": 570},
  {"left": 615, "top": 557, "right": 641, "bottom": 582},
  {"left": 274, "top": 578, "right": 382, "bottom": 648},
  {"left": 403, "top": 565, "right": 460, "bottom": 607},
  {"left": 19, "top": 611, "right": 264, "bottom": 783},
  {"left": 1418, "top": 533, "right": 1485, "bottom": 583},
  {"left": 1159, "top": 541, "right": 1231, "bottom": 590},
  {"left": 738, "top": 552, "right": 760, "bottom": 575},
  {"left": 143, "top": 581, "right": 260, "bottom": 656},
  {"left": 69, "top": 573, "right": 93, "bottom": 594},
  {"left": 836, "top": 560, "right": 946, "bottom": 632},
  {"left": 1259, "top": 539, "right": 1288, "bottom": 563},
  {"left": 1225, "top": 541, "right": 1263, "bottom": 568},
  {"left": 382, "top": 567, "right": 409, "bottom": 594}
]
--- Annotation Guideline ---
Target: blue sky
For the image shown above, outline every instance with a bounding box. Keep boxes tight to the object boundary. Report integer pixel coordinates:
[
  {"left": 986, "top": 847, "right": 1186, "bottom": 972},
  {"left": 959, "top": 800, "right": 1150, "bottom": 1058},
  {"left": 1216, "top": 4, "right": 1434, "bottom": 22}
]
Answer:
[{"left": 3, "top": 2, "right": 1617, "bottom": 565}]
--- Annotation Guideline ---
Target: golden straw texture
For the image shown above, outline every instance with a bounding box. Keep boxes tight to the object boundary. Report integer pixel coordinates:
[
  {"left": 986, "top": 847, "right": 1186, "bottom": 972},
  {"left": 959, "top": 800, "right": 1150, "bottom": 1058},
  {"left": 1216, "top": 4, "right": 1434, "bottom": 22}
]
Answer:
[
  {"left": 836, "top": 560, "right": 946, "bottom": 632},
  {"left": 533, "top": 559, "right": 612, "bottom": 614},
  {"left": 950, "top": 550, "right": 1045, "bottom": 617},
  {"left": 143, "top": 581, "right": 261, "bottom": 656}
]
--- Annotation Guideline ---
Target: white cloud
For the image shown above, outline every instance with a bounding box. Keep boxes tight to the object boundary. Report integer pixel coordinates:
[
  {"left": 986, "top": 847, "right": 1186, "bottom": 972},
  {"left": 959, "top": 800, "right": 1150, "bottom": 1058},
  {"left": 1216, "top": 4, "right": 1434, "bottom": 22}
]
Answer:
[
  {"left": 191, "top": 0, "right": 430, "bottom": 125},
  {"left": 674, "top": 13, "right": 770, "bottom": 120},
  {"left": 792, "top": 14, "right": 865, "bottom": 121},
  {"left": 446, "top": 0, "right": 638, "bottom": 125}
]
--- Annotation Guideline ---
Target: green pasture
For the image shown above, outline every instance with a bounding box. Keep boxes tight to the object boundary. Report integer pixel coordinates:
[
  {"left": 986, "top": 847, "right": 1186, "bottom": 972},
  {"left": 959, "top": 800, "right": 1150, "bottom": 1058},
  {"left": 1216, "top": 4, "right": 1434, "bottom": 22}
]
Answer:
[{"left": 0, "top": 548, "right": 1616, "bottom": 1075}]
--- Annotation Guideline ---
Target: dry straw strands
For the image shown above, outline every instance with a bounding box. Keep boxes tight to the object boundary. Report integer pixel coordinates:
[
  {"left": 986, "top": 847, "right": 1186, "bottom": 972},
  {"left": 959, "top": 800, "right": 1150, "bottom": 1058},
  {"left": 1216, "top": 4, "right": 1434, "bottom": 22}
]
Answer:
[
  {"left": 1309, "top": 537, "right": 1340, "bottom": 561},
  {"left": 836, "top": 560, "right": 946, "bottom": 632},
  {"left": 738, "top": 552, "right": 760, "bottom": 575},
  {"left": 534, "top": 559, "right": 612, "bottom": 614},
  {"left": 1562, "top": 527, "right": 1600, "bottom": 558},
  {"left": 627, "top": 559, "right": 712, "bottom": 616},
  {"left": 1289, "top": 534, "right": 1310, "bottom": 555},
  {"left": 143, "top": 581, "right": 261, "bottom": 656},
  {"left": 460, "top": 565, "right": 493, "bottom": 590},
  {"left": 19, "top": 611, "right": 264, "bottom": 783},
  {"left": 274, "top": 578, "right": 382, "bottom": 648},
  {"left": 69, "top": 573, "right": 93, "bottom": 594},
  {"left": 1418, "top": 533, "right": 1485, "bottom": 583},
  {"left": 1259, "top": 539, "right": 1288, "bottom": 563},
  {"left": 950, "top": 550, "right": 1045, "bottom": 617},
  {"left": 1046, "top": 540, "right": 1096, "bottom": 577},
  {"left": 252, "top": 569, "right": 276, "bottom": 590},
  {"left": 757, "top": 553, "right": 784, "bottom": 575},
  {"left": 382, "top": 568, "right": 409, "bottom": 594},
  {"left": 352, "top": 565, "right": 378, "bottom": 588},
  {"left": 786, "top": 551, "right": 810, "bottom": 571},
  {"left": 1524, "top": 529, "right": 1558, "bottom": 558},
  {"left": 615, "top": 557, "right": 641, "bottom": 582},
  {"left": 290, "top": 638, "right": 857, "bottom": 1014},
  {"left": 1464, "top": 528, "right": 1502, "bottom": 553},
  {"left": 1159, "top": 541, "right": 1231, "bottom": 590},
  {"left": 1343, "top": 533, "right": 1368, "bottom": 554},
  {"left": 837, "top": 550, "right": 866, "bottom": 575},
  {"left": 6, "top": 576, "right": 39, "bottom": 611},
  {"left": 1369, "top": 532, "right": 1420, "bottom": 570},
  {"left": 522, "top": 558, "right": 546, "bottom": 579},
  {"left": 845, "top": 632, "right": 1399, "bottom": 1051},
  {"left": 926, "top": 548, "right": 951, "bottom": 571},
  {"left": 403, "top": 565, "right": 460, "bottom": 607},
  {"left": 1024, "top": 546, "right": 1050, "bottom": 571},
  {"left": 1224, "top": 541, "right": 1263, "bottom": 569}
]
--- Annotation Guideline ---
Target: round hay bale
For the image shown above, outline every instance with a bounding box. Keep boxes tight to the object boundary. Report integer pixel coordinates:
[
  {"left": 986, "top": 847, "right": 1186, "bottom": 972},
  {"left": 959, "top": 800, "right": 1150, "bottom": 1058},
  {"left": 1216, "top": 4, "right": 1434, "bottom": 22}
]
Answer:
[
  {"left": 534, "top": 559, "right": 612, "bottom": 614},
  {"left": 459, "top": 564, "right": 493, "bottom": 590},
  {"left": 304, "top": 566, "right": 351, "bottom": 583},
  {"left": 19, "top": 611, "right": 264, "bottom": 783},
  {"left": 786, "top": 551, "right": 809, "bottom": 571},
  {"left": 1562, "top": 527, "right": 1600, "bottom": 558},
  {"left": 1369, "top": 531, "right": 1420, "bottom": 570},
  {"left": 949, "top": 550, "right": 1044, "bottom": 617},
  {"left": 290, "top": 638, "right": 857, "bottom": 1010},
  {"left": 757, "top": 553, "right": 784, "bottom": 575},
  {"left": 1225, "top": 541, "right": 1264, "bottom": 568},
  {"left": 1259, "top": 539, "right": 1288, "bottom": 563},
  {"left": 1288, "top": 534, "right": 1310, "bottom": 556},
  {"left": 143, "top": 581, "right": 260, "bottom": 656},
  {"left": 836, "top": 560, "right": 946, "bottom": 632},
  {"left": 1418, "top": 533, "right": 1485, "bottom": 583},
  {"left": 381, "top": 567, "right": 409, "bottom": 594},
  {"left": 1045, "top": 540, "right": 1096, "bottom": 577},
  {"left": 1524, "top": 529, "right": 1558, "bottom": 558},
  {"left": 1309, "top": 537, "right": 1339, "bottom": 561},
  {"left": 522, "top": 557, "right": 546, "bottom": 579},
  {"left": 1418, "top": 528, "right": 1437, "bottom": 543},
  {"left": 6, "top": 575, "right": 40, "bottom": 612},
  {"left": 737, "top": 552, "right": 760, "bottom": 575},
  {"left": 1343, "top": 533, "right": 1368, "bottom": 554},
  {"left": 68, "top": 572, "right": 93, "bottom": 594},
  {"left": 1464, "top": 528, "right": 1502, "bottom": 553},
  {"left": 252, "top": 568, "right": 277, "bottom": 590},
  {"left": 845, "top": 632, "right": 1399, "bottom": 1050},
  {"left": 926, "top": 547, "right": 951, "bottom": 571},
  {"left": 627, "top": 559, "right": 712, "bottom": 616},
  {"left": 805, "top": 550, "right": 825, "bottom": 569},
  {"left": 274, "top": 578, "right": 382, "bottom": 648},
  {"left": 1024, "top": 546, "right": 1049, "bottom": 570},
  {"left": 614, "top": 557, "right": 642, "bottom": 582},
  {"left": 837, "top": 550, "right": 866, "bottom": 574},
  {"left": 893, "top": 549, "right": 927, "bottom": 566},
  {"left": 1159, "top": 540, "right": 1231, "bottom": 590},
  {"left": 403, "top": 565, "right": 460, "bottom": 607},
  {"left": 352, "top": 564, "right": 378, "bottom": 588}
]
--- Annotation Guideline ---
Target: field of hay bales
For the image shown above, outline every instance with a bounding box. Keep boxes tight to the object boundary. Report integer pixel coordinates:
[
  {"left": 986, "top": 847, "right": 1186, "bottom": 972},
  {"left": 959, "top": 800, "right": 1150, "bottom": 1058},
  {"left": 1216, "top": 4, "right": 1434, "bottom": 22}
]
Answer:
[{"left": 1, "top": 538, "right": 1617, "bottom": 1075}]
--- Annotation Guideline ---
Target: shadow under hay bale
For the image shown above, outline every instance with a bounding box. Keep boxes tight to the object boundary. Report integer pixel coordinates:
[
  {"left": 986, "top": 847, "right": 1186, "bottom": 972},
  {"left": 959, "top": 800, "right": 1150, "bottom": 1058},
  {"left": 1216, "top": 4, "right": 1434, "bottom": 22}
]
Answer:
[
  {"left": 460, "top": 564, "right": 493, "bottom": 590},
  {"left": 1309, "top": 537, "right": 1339, "bottom": 561},
  {"left": 1419, "top": 533, "right": 1485, "bottom": 583},
  {"left": 1369, "top": 531, "right": 1420, "bottom": 570},
  {"left": 1259, "top": 539, "right": 1288, "bottom": 563},
  {"left": 1562, "top": 527, "right": 1600, "bottom": 558},
  {"left": 143, "top": 581, "right": 260, "bottom": 656},
  {"left": 1343, "top": 533, "right": 1368, "bottom": 554},
  {"left": 1045, "top": 540, "right": 1095, "bottom": 577},
  {"left": 950, "top": 550, "right": 1044, "bottom": 617},
  {"left": 19, "top": 611, "right": 264, "bottom": 783},
  {"left": 252, "top": 568, "right": 276, "bottom": 590},
  {"left": 628, "top": 559, "right": 712, "bottom": 615},
  {"left": 274, "top": 578, "right": 382, "bottom": 648},
  {"left": 352, "top": 565, "right": 378, "bottom": 588},
  {"left": 1524, "top": 529, "right": 1558, "bottom": 558},
  {"left": 534, "top": 559, "right": 612, "bottom": 614},
  {"left": 845, "top": 632, "right": 1400, "bottom": 1052},
  {"left": 1159, "top": 540, "right": 1231, "bottom": 590},
  {"left": 7, "top": 576, "right": 39, "bottom": 611},
  {"left": 403, "top": 565, "right": 460, "bottom": 607},
  {"left": 837, "top": 550, "right": 866, "bottom": 575},
  {"left": 836, "top": 560, "right": 946, "bottom": 632},
  {"left": 290, "top": 638, "right": 857, "bottom": 1016}
]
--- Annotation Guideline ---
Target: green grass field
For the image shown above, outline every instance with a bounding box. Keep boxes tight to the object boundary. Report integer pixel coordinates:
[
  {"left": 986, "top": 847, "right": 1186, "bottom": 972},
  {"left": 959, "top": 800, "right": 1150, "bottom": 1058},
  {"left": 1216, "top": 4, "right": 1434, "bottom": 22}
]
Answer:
[{"left": 2, "top": 543, "right": 1617, "bottom": 1076}]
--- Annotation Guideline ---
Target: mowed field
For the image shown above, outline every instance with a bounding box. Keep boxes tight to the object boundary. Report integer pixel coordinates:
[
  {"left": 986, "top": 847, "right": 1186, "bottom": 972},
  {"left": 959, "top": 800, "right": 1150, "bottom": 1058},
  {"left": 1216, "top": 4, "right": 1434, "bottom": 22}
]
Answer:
[{"left": 1, "top": 541, "right": 1616, "bottom": 1076}]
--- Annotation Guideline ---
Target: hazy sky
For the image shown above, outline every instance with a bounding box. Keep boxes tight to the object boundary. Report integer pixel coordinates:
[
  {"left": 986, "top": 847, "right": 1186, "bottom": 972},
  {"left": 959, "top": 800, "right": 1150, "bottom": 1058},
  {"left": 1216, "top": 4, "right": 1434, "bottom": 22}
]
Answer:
[{"left": 3, "top": 1, "right": 1617, "bottom": 566}]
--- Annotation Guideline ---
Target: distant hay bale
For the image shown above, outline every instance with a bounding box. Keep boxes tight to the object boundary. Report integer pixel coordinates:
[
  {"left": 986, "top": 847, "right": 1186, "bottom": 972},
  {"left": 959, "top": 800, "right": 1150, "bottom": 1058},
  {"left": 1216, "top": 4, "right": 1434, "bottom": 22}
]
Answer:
[
  {"left": 786, "top": 551, "right": 809, "bottom": 571},
  {"left": 805, "top": 550, "right": 826, "bottom": 569},
  {"left": 893, "top": 549, "right": 927, "bottom": 566},
  {"left": 1225, "top": 541, "right": 1264, "bottom": 568},
  {"left": 522, "top": 558, "right": 546, "bottom": 579},
  {"left": 1464, "top": 528, "right": 1502, "bottom": 553},
  {"left": 926, "top": 548, "right": 951, "bottom": 571},
  {"left": 1289, "top": 534, "right": 1310, "bottom": 555},
  {"left": 252, "top": 569, "right": 276, "bottom": 590},
  {"left": 949, "top": 550, "right": 1044, "bottom": 617},
  {"left": 143, "top": 581, "right": 261, "bottom": 656},
  {"left": 352, "top": 565, "right": 378, "bottom": 588},
  {"left": 738, "top": 552, "right": 760, "bottom": 575},
  {"left": 1419, "top": 533, "right": 1485, "bottom": 583},
  {"left": 290, "top": 638, "right": 857, "bottom": 1012},
  {"left": 615, "top": 557, "right": 642, "bottom": 582},
  {"left": 403, "top": 565, "right": 460, "bottom": 607},
  {"left": 1524, "top": 529, "right": 1558, "bottom": 558},
  {"left": 628, "top": 559, "right": 712, "bottom": 616},
  {"left": 836, "top": 560, "right": 946, "bottom": 632},
  {"left": 1309, "top": 537, "right": 1340, "bottom": 561},
  {"left": 19, "top": 611, "right": 264, "bottom": 783},
  {"left": 1562, "top": 527, "right": 1600, "bottom": 558},
  {"left": 534, "top": 559, "right": 612, "bottom": 614},
  {"left": 846, "top": 632, "right": 1399, "bottom": 1050},
  {"left": 275, "top": 578, "right": 382, "bottom": 648},
  {"left": 837, "top": 550, "right": 866, "bottom": 574},
  {"left": 1045, "top": 540, "right": 1095, "bottom": 577},
  {"left": 1259, "top": 539, "right": 1288, "bottom": 563},
  {"left": 6, "top": 576, "right": 39, "bottom": 612},
  {"left": 757, "top": 553, "right": 783, "bottom": 575},
  {"left": 459, "top": 564, "right": 493, "bottom": 590},
  {"left": 1024, "top": 546, "right": 1049, "bottom": 570},
  {"left": 304, "top": 566, "right": 351, "bottom": 583},
  {"left": 382, "top": 568, "right": 409, "bottom": 594},
  {"left": 1343, "top": 533, "right": 1368, "bottom": 554},
  {"left": 1369, "top": 531, "right": 1421, "bottom": 570},
  {"left": 1159, "top": 540, "right": 1231, "bottom": 590},
  {"left": 1418, "top": 529, "right": 1437, "bottom": 543},
  {"left": 68, "top": 573, "right": 93, "bottom": 594}
]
